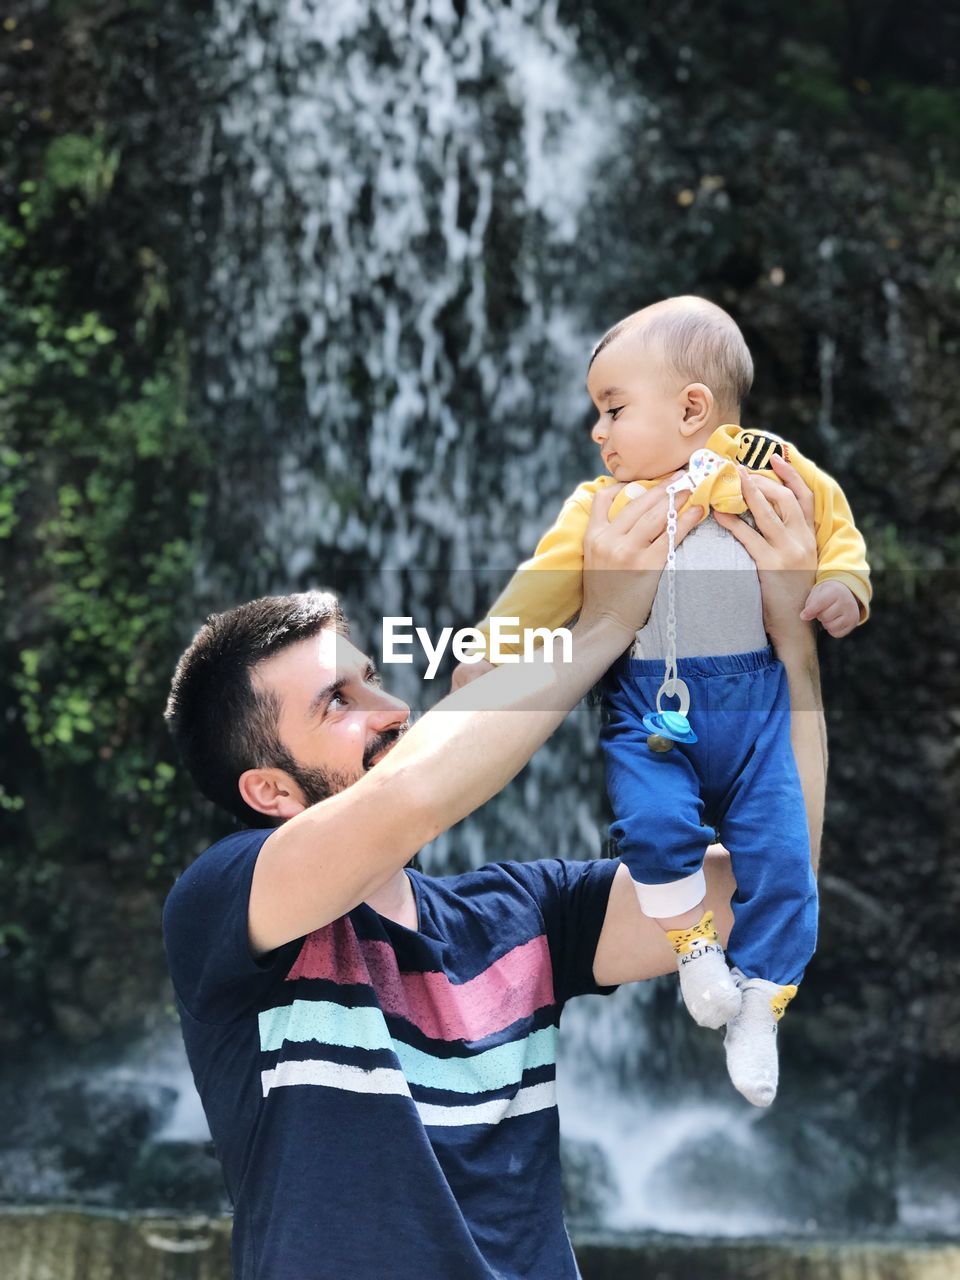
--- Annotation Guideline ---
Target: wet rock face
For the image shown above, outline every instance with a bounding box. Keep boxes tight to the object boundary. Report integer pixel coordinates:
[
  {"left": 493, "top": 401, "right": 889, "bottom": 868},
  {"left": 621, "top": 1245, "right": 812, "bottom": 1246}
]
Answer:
[
  {"left": 0, "top": 1053, "right": 228, "bottom": 1213},
  {"left": 0, "top": 1072, "right": 169, "bottom": 1205},
  {"left": 42, "top": 880, "right": 172, "bottom": 1047},
  {"left": 124, "top": 1142, "right": 227, "bottom": 1215},
  {"left": 563, "top": 1137, "right": 620, "bottom": 1226}
]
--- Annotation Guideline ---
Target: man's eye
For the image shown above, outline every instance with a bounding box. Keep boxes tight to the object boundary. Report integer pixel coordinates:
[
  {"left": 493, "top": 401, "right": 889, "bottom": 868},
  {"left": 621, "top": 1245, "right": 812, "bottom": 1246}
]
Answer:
[{"left": 329, "top": 690, "right": 347, "bottom": 709}]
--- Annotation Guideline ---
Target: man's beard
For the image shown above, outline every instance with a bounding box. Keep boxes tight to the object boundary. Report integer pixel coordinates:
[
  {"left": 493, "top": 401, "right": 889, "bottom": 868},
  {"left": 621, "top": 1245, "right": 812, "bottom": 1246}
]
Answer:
[{"left": 283, "top": 722, "right": 410, "bottom": 808}]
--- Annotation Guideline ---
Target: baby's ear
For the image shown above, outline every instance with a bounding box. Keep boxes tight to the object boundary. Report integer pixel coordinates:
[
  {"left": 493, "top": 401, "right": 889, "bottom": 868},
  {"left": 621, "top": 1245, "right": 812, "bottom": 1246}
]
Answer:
[{"left": 679, "top": 382, "right": 714, "bottom": 434}]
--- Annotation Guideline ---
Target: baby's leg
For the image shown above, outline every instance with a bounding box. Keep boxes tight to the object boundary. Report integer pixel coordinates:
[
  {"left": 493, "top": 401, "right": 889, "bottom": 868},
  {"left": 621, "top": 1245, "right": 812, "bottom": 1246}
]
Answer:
[
  {"left": 601, "top": 662, "right": 741, "bottom": 1029},
  {"left": 663, "top": 907, "right": 742, "bottom": 1029},
  {"left": 712, "top": 656, "right": 817, "bottom": 1105},
  {"left": 714, "top": 658, "right": 817, "bottom": 987},
  {"left": 723, "top": 972, "right": 798, "bottom": 1108}
]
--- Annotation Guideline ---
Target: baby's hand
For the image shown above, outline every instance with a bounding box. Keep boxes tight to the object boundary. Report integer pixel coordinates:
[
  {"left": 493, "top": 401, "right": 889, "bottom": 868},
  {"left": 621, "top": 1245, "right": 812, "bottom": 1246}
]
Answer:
[
  {"left": 799, "top": 580, "right": 860, "bottom": 638},
  {"left": 451, "top": 658, "right": 495, "bottom": 692}
]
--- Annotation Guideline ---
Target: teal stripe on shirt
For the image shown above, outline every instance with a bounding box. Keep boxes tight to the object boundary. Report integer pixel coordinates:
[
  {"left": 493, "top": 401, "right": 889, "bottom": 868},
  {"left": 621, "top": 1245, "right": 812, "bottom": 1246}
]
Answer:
[
  {"left": 260, "top": 1000, "right": 392, "bottom": 1056},
  {"left": 259, "top": 999, "right": 556, "bottom": 1095},
  {"left": 394, "top": 1027, "right": 556, "bottom": 1094}
]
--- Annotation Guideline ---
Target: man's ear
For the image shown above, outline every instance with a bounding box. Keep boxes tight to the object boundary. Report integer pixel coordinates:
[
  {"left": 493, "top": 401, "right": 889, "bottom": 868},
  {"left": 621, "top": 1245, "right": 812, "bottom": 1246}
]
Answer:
[
  {"left": 679, "top": 382, "right": 714, "bottom": 436},
  {"left": 238, "top": 767, "right": 306, "bottom": 822}
]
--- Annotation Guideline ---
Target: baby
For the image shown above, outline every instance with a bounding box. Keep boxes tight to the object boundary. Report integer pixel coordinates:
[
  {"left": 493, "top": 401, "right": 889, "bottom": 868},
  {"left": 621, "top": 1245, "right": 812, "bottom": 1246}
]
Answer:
[{"left": 454, "top": 296, "right": 870, "bottom": 1106}]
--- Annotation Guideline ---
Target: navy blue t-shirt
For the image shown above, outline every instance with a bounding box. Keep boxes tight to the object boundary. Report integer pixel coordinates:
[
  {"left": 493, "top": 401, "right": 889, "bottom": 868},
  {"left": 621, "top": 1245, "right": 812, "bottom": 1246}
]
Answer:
[{"left": 162, "top": 830, "right": 619, "bottom": 1280}]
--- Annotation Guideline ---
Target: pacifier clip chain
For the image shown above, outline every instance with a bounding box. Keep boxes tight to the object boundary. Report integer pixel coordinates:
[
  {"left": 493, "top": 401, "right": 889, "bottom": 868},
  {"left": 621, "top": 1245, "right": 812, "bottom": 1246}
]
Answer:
[
  {"left": 641, "top": 470, "right": 703, "bottom": 753},
  {"left": 632, "top": 448, "right": 727, "bottom": 751}
]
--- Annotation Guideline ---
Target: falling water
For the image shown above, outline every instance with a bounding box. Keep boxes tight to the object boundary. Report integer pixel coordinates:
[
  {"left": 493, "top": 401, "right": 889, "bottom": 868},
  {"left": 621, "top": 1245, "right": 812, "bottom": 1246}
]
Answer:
[
  {"left": 190, "top": 0, "right": 657, "bottom": 878},
  {"left": 198, "top": 0, "right": 634, "bottom": 573}
]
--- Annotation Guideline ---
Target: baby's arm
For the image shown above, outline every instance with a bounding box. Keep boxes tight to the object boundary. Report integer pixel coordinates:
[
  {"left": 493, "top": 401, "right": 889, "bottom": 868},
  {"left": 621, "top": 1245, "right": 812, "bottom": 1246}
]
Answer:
[
  {"left": 799, "top": 579, "right": 860, "bottom": 638},
  {"left": 779, "top": 450, "right": 871, "bottom": 638}
]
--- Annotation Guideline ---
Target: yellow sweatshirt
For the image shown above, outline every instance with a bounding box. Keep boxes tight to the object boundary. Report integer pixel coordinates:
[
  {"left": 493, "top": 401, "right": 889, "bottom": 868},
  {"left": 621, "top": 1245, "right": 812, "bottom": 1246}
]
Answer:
[{"left": 477, "top": 424, "right": 870, "bottom": 652}]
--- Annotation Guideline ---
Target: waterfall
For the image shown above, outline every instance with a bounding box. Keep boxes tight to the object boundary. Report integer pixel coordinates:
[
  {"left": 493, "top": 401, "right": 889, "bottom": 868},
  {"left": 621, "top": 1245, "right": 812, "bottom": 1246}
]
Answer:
[
  {"left": 198, "top": 0, "right": 628, "bottom": 572},
  {"left": 190, "top": 0, "right": 657, "bottom": 878}
]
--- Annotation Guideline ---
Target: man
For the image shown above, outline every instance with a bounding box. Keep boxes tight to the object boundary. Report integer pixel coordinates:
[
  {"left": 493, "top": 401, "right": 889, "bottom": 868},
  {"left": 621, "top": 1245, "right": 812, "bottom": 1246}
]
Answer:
[{"left": 163, "top": 470, "right": 825, "bottom": 1279}]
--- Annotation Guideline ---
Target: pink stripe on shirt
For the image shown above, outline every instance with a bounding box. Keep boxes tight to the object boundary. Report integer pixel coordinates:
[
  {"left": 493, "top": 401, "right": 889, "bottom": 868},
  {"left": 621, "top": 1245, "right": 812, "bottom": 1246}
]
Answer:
[{"left": 286, "top": 919, "right": 555, "bottom": 1043}]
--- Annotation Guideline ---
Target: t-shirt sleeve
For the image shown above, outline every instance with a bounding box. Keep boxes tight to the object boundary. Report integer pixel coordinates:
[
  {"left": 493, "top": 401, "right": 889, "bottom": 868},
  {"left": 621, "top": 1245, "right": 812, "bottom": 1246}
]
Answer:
[
  {"left": 162, "top": 828, "right": 305, "bottom": 1025},
  {"left": 505, "top": 857, "right": 620, "bottom": 1004}
]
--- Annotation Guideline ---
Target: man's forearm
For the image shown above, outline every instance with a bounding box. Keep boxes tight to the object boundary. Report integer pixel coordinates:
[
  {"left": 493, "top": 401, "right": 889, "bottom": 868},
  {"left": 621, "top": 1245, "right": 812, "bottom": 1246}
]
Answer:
[
  {"left": 380, "top": 613, "right": 633, "bottom": 841},
  {"left": 776, "top": 631, "right": 827, "bottom": 868}
]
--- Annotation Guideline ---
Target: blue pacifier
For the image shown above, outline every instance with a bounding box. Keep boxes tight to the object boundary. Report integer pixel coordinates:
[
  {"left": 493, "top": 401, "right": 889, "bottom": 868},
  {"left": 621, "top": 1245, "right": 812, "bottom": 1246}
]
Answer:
[
  {"left": 642, "top": 709, "right": 698, "bottom": 746},
  {"left": 644, "top": 676, "right": 698, "bottom": 753}
]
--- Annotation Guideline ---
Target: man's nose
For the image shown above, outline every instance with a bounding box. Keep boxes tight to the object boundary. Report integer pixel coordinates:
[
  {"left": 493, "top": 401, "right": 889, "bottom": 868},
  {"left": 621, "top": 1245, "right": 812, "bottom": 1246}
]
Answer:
[{"left": 369, "top": 686, "right": 410, "bottom": 731}]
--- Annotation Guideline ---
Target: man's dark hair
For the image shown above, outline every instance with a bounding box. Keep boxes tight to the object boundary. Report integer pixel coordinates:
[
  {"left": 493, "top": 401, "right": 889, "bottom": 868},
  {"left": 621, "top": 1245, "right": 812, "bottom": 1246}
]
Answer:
[{"left": 165, "top": 590, "right": 347, "bottom": 827}]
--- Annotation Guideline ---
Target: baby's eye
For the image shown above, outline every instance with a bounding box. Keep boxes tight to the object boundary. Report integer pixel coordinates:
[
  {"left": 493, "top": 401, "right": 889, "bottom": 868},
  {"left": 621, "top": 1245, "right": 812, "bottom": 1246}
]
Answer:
[{"left": 608, "top": 405, "right": 625, "bottom": 420}]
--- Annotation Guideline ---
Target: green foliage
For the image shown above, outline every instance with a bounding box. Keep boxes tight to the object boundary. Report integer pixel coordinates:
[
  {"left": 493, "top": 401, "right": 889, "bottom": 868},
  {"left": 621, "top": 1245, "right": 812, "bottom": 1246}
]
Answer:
[
  {"left": 775, "top": 67, "right": 849, "bottom": 119},
  {"left": 879, "top": 83, "right": 960, "bottom": 144},
  {"left": 17, "top": 130, "right": 119, "bottom": 231},
  {"left": 0, "top": 125, "right": 215, "bottom": 1026}
]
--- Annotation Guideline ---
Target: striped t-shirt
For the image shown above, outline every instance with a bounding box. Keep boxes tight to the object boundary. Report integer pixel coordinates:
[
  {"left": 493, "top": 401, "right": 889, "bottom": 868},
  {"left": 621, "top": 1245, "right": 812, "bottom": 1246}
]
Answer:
[{"left": 162, "top": 829, "right": 619, "bottom": 1280}]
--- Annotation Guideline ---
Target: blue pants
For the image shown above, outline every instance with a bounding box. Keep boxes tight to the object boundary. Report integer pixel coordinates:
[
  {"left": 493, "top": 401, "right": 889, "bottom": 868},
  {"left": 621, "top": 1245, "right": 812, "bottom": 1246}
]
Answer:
[{"left": 600, "top": 648, "right": 817, "bottom": 987}]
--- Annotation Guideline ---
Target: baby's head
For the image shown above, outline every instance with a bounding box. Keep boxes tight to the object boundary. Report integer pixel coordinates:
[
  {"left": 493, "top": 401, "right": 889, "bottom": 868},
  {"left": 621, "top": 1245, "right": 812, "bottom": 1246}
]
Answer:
[{"left": 587, "top": 296, "right": 753, "bottom": 482}]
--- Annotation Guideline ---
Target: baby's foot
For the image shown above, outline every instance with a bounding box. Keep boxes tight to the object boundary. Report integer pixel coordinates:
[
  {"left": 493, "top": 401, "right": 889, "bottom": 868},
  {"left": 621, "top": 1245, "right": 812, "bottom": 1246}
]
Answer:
[
  {"left": 723, "top": 969, "right": 798, "bottom": 1107},
  {"left": 666, "top": 911, "right": 742, "bottom": 1029}
]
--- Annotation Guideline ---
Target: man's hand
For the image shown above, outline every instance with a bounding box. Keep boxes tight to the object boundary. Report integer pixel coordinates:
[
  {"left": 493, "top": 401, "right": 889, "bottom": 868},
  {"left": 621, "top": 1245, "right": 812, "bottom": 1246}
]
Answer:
[
  {"left": 713, "top": 453, "right": 817, "bottom": 650},
  {"left": 580, "top": 478, "right": 702, "bottom": 641},
  {"left": 800, "top": 580, "right": 860, "bottom": 638},
  {"left": 715, "top": 452, "right": 826, "bottom": 858}
]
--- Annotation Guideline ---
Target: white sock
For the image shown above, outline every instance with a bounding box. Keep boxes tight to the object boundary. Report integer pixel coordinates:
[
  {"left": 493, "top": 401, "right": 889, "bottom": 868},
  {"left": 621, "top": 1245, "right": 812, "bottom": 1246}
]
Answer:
[
  {"left": 666, "top": 911, "right": 742, "bottom": 1030},
  {"left": 724, "top": 969, "right": 798, "bottom": 1107}
]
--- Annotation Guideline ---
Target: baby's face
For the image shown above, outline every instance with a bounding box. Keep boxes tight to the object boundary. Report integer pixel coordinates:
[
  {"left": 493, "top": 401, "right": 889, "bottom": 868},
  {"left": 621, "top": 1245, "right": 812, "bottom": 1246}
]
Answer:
[{"left": 587, "top": 339, "right": 695, "bottom": 481}]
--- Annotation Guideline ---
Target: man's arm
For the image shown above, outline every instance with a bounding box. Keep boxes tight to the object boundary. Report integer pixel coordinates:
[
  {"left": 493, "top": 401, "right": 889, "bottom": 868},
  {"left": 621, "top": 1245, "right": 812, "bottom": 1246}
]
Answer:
[
  {"left": 248, "top": 482, "right": 702, "bottom": 954},
  {"left": 593, "top": 456, "right": 826, "bottom": 986},
  {"left": 775, "top": 627, "right": 826, "bottom": 869},
  {"left": 592, "top": 850, "right": 736, "bottom": 986},
  {"left": 731, "top": 456, "right": 828, "bottom": 866}
]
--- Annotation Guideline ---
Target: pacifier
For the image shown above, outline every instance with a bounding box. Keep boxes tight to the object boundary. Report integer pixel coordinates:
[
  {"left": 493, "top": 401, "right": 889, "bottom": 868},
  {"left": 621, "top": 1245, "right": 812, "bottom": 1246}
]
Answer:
[{"left": 643, "top": 680, "right": 698, "bottom": 753}]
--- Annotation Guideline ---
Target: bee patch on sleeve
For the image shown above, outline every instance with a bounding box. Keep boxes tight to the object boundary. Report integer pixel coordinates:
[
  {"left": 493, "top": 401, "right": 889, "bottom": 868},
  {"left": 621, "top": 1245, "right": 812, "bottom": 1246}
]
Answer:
[{"left": 735, "top": 431, "right": 789, "bottom": 471}]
